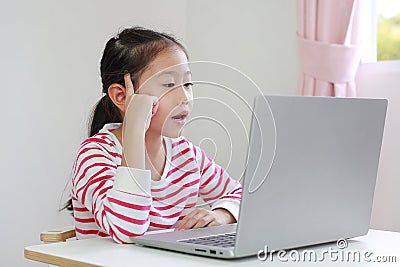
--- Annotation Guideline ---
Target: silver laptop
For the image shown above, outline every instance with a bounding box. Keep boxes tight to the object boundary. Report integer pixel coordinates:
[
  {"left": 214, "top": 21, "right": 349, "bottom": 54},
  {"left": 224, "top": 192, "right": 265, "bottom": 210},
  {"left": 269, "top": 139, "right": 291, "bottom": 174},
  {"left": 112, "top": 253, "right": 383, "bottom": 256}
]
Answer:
[{"left": 131, "top": 95, "right": 387, "bottom": 259}]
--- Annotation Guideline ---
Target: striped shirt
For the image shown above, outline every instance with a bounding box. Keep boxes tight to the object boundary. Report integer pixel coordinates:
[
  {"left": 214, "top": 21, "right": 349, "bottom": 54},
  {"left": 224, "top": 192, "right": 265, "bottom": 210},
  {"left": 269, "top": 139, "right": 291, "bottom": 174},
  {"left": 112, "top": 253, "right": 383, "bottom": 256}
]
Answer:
[{"left": 71, "top": 123, "right": 242, "bottom": 243}]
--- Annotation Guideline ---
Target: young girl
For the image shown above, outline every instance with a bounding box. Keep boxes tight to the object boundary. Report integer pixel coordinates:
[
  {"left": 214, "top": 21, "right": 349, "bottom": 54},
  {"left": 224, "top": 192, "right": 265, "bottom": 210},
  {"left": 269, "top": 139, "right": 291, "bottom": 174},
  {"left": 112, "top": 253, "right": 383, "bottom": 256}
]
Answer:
[{"left": 70, "top": 27, "right": 242, "bottom": 244}]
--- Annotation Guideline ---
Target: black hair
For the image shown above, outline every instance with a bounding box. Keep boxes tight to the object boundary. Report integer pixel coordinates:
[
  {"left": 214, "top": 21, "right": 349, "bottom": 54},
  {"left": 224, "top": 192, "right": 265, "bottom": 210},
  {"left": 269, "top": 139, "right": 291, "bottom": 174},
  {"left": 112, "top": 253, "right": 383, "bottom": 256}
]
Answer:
[
  {"left": 62, "top": 26, "right": 188, "bottom": 214},
  {"left": 91, "top": 26, "right": 188, "bottom": 136}
]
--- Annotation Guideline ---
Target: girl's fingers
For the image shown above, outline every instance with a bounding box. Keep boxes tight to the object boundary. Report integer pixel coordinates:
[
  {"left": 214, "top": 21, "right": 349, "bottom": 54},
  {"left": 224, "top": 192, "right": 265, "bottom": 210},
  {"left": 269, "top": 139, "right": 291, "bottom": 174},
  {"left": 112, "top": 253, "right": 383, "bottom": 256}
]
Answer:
[
  {"left": 151, "top": 96, "right": 159, "bottom": 106},
  {"left": 175, "top": 209, "right": 215, "bottom": 230},
  {"left": 123, "top": 72, "right": 134, "bottom": 97},
  {"left": 181, "top": 215, "right": 202, "bottom": 230},
  {"left": 175, "top": 209, "right": 200, "bottom": 230},
  {"left": 207, "top": 219, "right": 220, "bottom": 227},
  {"left": 192, "top": 215, "right": 214, "bottom": 229},
  {"left": 151, "top": 97, "right": 159, "bottom": 115},
  {"left": 152, "top": 103, "right": 158, "bottom": 115}
]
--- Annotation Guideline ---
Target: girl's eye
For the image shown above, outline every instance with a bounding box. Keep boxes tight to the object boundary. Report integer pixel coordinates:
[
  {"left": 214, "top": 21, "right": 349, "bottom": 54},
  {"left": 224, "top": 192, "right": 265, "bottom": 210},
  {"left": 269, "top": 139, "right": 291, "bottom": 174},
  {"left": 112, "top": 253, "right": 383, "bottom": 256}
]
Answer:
[
  {"left": 164, "top": 83, "right": 175, "bottom": 88},
  {"left": 184, "top": 82, "right": 193, "bottom": 88},
  {"left": 163, "top": 82, "right": 193, "bottom": 89}
]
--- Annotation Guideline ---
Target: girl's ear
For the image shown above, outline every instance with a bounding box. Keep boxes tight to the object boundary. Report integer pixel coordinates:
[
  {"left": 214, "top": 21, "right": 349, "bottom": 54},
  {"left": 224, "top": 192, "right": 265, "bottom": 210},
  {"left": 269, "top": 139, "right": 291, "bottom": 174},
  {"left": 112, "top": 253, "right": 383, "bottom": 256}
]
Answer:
[{"left": 108, "top": 83, "right": 128, "bottom": 113}]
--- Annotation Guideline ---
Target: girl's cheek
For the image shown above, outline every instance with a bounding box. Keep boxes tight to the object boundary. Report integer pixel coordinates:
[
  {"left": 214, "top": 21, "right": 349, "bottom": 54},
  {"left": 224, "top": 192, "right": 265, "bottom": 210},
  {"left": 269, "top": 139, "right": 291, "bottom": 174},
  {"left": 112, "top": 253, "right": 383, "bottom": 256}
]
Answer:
[{"left": 152, "top": 105, "right": 168, "bottom": 121}]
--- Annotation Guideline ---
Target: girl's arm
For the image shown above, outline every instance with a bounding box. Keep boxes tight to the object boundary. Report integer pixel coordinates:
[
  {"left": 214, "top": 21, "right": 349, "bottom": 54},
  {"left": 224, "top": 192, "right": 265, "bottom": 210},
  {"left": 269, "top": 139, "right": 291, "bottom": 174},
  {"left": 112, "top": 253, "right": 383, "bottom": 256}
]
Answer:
[
  {"left": 120, "top": 72, "right": 158, "bottom": 169},
  {"left": 111, "top": 73, "right": 159, "bottom": 217},
  {"left": 72, "top": 140, "right": 152, "bottom": 244},
  {"left": 73, "top": 74, "right": 158, "bottom": 243},
  {"left": 175, "top": 144, "right": 242, "bottom": 230},
  {"left": 196, "top": 146, "right": 242, "bottom": 221}
]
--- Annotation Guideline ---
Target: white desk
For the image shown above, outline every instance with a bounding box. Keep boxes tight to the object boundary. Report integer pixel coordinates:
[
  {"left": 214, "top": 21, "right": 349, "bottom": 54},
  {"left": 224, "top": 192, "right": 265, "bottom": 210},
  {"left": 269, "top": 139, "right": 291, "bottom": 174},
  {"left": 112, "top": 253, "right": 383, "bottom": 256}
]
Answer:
[{"left": 24, "top": 229, "right": 400, "bottom": 266}]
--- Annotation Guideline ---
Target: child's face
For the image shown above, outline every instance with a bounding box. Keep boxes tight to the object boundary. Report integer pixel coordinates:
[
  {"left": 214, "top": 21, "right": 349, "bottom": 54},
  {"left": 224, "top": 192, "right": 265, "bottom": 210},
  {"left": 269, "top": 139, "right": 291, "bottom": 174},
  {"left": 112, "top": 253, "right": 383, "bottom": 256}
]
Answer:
[{"left": 135, "top": 48, "right": 193, "bottom": 138}]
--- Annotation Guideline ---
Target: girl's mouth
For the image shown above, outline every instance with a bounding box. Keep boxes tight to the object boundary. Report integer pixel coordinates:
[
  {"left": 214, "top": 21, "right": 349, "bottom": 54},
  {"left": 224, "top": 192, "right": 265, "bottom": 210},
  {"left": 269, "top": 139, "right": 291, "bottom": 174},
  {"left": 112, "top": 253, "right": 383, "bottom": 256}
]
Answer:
[{"left": 171, "top": 111, "right": 189, "bottom": 125}]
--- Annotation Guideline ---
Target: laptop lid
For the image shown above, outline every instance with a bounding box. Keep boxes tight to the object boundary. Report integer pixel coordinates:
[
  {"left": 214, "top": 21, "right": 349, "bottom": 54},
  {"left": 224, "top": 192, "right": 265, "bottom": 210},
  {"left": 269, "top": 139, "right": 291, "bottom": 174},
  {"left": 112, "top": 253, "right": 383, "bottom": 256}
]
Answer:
[{"left": 234, "top": 95, "right": 387, "bottom": 257}]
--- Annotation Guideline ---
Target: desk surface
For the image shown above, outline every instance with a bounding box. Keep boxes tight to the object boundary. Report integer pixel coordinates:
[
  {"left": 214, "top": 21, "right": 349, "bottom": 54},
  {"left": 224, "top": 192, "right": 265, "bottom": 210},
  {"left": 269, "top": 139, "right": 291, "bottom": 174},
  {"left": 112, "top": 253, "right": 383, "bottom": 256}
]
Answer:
[{"left": 25, "top": 229, "right": 400, "bottom": 267}]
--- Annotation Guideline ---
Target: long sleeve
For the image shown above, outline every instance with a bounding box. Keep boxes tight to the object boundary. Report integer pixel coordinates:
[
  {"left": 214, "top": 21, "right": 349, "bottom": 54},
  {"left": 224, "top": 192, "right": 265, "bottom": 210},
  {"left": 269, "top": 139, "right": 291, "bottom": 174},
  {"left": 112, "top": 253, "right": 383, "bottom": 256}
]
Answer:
[
  {"left": 72, "top": 129, "right": 243, "bottom": 242},
  {"left": 72, "top": 136, "right": 152, "bottom": 244},
  {"left": 192, "top": 144, "right": 242, "bottom": 222}
]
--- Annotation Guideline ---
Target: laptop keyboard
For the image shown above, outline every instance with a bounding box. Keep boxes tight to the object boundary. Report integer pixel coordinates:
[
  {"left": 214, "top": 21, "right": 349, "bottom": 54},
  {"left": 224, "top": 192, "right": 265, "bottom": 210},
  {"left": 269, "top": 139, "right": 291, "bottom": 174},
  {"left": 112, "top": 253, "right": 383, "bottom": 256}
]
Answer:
[{"left": 178, "top": 232, "right": 236, "bottom": 247}]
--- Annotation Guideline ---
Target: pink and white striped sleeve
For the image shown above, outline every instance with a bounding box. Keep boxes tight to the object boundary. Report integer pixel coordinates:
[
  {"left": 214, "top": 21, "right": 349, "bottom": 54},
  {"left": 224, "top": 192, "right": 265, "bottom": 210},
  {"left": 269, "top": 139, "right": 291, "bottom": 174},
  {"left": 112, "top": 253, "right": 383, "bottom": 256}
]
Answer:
[
  {"left": 192, "top": 144, "right": 242, "bottom": 222},
  {"left": 72, "top": 139, "right": 152, "bottom": 243}
]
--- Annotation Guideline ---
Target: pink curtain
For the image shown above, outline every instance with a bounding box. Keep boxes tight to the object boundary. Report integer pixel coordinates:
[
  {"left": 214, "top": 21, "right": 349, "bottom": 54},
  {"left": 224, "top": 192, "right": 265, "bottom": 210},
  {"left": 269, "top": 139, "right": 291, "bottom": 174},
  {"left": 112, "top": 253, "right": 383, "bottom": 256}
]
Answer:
[{"left": 297, "top": 0, "right": 362, "bottom": 97}]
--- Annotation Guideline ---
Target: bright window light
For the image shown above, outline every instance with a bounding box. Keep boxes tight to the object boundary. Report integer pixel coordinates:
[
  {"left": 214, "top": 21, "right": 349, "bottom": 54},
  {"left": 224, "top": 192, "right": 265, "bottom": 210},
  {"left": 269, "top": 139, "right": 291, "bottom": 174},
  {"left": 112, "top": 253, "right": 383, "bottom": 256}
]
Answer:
[{"left": 376, "top": 0, "right": 400, "bottom": 61}]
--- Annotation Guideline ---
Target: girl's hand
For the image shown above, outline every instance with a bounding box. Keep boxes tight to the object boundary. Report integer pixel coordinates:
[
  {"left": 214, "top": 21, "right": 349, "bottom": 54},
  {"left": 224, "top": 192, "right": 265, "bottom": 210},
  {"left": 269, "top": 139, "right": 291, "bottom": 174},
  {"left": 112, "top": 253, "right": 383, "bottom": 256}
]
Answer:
[
  {"left": 174, "top": 208, "right": 235, "bottom": 231},
  {"left": 123, "top": 72, "right": 159, "bottom": 132},
  {"left": 120, "top": 73, "right": 158, "bottom": 170}
]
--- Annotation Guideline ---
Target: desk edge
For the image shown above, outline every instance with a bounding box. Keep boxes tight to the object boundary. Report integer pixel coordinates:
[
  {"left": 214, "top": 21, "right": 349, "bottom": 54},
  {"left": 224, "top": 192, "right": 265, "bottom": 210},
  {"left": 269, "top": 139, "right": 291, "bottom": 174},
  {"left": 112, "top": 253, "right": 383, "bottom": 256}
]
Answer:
[{"left": 24, "top": 247, "right": 101, "bottom": 267}]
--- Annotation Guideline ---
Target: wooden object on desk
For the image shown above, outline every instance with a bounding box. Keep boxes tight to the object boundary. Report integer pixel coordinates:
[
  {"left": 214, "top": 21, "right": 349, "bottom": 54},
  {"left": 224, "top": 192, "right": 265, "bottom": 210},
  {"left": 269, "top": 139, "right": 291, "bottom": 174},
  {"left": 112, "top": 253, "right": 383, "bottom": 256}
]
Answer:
[{"left": 40, "top": 227, "right": 76, "bottom": 243}]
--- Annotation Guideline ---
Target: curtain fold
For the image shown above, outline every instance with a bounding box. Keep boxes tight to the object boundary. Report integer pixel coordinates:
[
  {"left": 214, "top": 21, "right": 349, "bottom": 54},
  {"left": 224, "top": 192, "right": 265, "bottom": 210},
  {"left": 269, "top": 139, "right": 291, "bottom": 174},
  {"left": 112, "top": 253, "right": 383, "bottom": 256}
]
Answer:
[{"left": 297, "top": 0, "right": 362, "bottom": 97}]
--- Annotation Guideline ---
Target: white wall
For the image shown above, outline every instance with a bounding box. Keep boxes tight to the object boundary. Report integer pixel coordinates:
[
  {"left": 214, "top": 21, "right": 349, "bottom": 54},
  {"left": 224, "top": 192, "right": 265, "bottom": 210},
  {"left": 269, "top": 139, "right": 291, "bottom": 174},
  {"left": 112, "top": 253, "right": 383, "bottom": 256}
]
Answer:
[
  {"left": 186, "top": 0, "right": 298, "bottom": 94},
  {"left": 0, "top": 1, "right": 186, "bottom": 266},
  {"left": 2, "top": 1, "right": 298, "bottom": 265},
  {"left": 356, "top": 61, "right": 400, "bottom": 232},
  {"left": 183, "top": 0, "right": 298, "bottom": 182}
]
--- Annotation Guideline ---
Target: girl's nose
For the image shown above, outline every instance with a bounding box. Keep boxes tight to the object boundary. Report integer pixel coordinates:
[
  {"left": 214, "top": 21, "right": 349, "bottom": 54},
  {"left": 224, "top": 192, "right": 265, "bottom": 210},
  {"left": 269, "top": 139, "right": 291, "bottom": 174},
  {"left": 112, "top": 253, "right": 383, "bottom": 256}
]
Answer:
[{"left": 177, "top": 85, "right": 191, "bottom": 104}]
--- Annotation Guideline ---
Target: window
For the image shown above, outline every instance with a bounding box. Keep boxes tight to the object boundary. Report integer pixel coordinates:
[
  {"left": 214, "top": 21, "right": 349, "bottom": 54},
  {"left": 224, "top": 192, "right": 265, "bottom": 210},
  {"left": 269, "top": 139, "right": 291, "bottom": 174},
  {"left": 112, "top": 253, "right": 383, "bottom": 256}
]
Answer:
[
  {"left": 376, "top": 0, "right": 400, "bottom": 61},
  {"left": 360, "top": 0, "right": 400, "bottom": 63}
]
